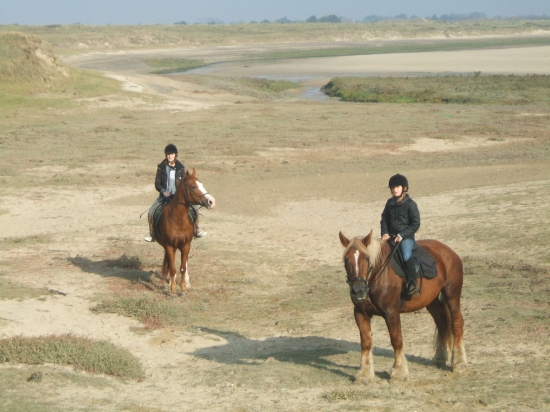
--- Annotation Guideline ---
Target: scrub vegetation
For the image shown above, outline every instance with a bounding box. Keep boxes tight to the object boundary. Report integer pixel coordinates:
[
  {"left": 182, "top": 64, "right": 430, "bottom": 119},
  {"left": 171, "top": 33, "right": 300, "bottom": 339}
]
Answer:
[
  {"left": 0, "top": 335, "right": 144, "bottom": 380},
  {"left": 0, "top": 19, "right": 548, "bottom": 54},
  {"left": 321, "top": 74, "right": 550, "bottom": 105}
]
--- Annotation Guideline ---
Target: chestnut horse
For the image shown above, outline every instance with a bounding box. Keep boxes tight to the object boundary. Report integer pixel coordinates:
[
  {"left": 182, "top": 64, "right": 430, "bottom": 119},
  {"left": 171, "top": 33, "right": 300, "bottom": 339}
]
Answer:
[
  {"left": 339, "top": 230, "right": 467, "bottom": 383},
  {"left": 156, "top": 169, "right": 215, "bottom": 295}
]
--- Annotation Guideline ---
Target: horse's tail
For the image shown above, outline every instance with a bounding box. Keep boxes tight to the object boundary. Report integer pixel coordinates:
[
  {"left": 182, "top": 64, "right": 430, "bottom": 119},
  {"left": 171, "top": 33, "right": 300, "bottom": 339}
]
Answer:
[{"left": 433, "top": 292, "right": 454, "bottom": 361}]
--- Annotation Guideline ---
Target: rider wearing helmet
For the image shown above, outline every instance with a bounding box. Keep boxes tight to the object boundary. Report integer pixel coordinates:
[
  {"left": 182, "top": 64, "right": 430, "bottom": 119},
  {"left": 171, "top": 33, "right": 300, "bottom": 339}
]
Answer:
[
  {"left": 380, "top": 173, "right": 421, "bottom": 296},
  {"left": 144, "top": 144, "right": 206, "bottom": 242}
]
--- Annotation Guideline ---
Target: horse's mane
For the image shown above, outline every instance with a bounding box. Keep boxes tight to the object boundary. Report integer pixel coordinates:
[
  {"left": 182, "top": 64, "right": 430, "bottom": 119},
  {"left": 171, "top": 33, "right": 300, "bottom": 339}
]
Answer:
[{"left": 343, "top": 236, "right": 388, "bottom": 268}]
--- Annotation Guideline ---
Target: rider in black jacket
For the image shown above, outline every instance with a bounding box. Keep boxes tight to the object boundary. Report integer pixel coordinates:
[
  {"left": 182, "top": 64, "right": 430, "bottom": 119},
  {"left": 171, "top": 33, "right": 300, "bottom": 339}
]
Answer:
[
  {"left": 381, "top": 174, "right": 421, "bottom": 296},
  {"left": 145, "top": 144, "right": 205, "bottom": 242}
]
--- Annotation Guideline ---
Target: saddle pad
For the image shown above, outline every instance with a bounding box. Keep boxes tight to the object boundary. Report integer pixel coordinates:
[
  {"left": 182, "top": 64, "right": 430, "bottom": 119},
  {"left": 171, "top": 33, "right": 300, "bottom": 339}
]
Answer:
[
  {"left": 151, "top": 201, "right": 165, "bottom": 239},
  {"left": 390, "top": 242, "right": 438, "bottom": 279}
]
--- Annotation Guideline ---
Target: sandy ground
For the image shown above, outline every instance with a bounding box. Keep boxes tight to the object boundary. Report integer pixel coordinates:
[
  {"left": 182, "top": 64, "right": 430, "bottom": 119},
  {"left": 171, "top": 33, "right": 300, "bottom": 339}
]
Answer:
[
  {"left": 189, "top": 46, "right": 550, "bottom": 78},
  {"left": 2, "top": 37, "right": 550, "bottom": 411}
]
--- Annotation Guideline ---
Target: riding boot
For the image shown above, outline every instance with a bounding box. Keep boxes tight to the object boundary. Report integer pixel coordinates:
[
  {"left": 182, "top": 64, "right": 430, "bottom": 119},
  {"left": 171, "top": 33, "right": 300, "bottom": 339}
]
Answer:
[
  {"left": 404, "top": 258, "right": 420, "bottom": 297},
  {"left": 144, "top": 215, "right": 155, "bottom": 242},
  {"left": 193, "top": 213, "right": 207, "bottom": 238}
]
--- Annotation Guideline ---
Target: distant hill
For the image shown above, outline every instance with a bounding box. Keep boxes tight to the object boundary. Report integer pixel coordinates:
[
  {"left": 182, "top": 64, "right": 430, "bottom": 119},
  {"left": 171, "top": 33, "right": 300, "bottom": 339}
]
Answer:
[{"left": 0, "top": 31, "right": 70, "bottom": 92}]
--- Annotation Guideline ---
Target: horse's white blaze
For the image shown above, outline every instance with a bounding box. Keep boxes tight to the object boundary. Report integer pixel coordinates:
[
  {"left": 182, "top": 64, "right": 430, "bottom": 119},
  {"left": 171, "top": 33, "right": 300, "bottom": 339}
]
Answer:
[
  {"left": 197, "top": 180, "right": 216, "bottom": 208},
  {"left": 353, "top": 250, "right": 360, "bottom": 278},
  {"left": 196, "top": 181, "right": 207, "bottom": 195}
]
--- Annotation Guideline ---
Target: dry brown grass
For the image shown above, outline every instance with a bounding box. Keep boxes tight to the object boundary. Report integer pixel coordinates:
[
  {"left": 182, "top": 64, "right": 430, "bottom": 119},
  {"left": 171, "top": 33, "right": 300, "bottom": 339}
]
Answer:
[{"left": 1, "top": 20, "right": 549, "bottom": 54}]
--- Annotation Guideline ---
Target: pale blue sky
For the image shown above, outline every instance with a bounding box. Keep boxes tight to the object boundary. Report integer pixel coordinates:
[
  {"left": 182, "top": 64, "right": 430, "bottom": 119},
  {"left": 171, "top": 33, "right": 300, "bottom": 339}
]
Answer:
[{"left": 0, "top": 0, "right": 548, "bottom": 25}]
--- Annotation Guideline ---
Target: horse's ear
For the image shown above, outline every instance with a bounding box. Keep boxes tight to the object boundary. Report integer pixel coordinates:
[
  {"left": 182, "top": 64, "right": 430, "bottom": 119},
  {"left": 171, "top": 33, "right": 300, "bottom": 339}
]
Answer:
[
  {"left": 191, "top": 168, "right": 196, "bottom": 177},
  {"left": 339, "top": 231, "right": 350, "bottom": 247},
  {"left": 362, "top": 230, "right": 373, "bottom": 247},
  {"left": 185, "top": 169, "right": 191, "bottom": 177}
]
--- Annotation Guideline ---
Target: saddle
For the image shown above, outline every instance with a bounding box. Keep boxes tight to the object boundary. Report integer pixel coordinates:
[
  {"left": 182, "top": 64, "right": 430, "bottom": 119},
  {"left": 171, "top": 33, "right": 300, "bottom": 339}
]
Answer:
[
  {"left": 389, "top": 241, "right": 438, "bottom": 279},
  {"left": 151, "top": 198, "right": 198, "bottom": 239}
]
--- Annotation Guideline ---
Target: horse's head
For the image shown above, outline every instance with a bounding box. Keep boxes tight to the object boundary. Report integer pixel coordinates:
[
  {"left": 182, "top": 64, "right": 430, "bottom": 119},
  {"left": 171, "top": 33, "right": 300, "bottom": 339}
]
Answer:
[
  {"left": 339, "top": 230, "right": 378, "bottom": 302},
  {"left": 179, "top": 168, "right": 216, "bottom": 209}
]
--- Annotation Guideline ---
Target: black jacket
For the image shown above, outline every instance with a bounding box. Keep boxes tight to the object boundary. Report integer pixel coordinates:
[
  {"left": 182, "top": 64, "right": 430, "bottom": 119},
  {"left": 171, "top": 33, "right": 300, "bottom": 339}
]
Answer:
[
  {"left": 380, "top": 195, "right": 420, "bottom": 240},
  {"left": 154, "top": 159, "right": 185, "bottom": 195}
]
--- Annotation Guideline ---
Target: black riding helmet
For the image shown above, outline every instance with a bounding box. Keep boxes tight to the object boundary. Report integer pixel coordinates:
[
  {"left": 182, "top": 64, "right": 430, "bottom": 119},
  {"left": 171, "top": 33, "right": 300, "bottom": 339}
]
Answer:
[
  {"left": 388, "top": 173, "right": 409, "bottom": 190},
  {"left": 164, "top": 143, "right": 178, "bottom": 155}
]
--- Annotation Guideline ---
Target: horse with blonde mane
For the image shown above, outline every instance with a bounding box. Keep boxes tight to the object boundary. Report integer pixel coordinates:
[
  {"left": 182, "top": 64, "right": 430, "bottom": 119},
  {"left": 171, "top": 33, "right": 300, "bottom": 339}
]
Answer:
[
  {"left": 156, "top": 169, "right": 215, "bottom": 295},
  {"left": 339, "top": 230, "right": 467, "bottom": 382}
]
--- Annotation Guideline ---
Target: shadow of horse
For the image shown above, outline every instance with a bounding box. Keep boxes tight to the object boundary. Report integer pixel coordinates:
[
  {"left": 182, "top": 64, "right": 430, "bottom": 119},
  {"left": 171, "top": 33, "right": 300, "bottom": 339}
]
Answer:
[
  {"left": 188, "top": 328, "right": 427, "bottom": 381},
  {"left": 68, "top": 254, "right": 156, "bottom": 285}
]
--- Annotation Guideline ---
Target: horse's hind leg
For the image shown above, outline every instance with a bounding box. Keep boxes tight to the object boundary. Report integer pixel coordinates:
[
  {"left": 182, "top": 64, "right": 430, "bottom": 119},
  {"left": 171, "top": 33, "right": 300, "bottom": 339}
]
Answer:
[
  {"left": 427, "top": 294, "right": 452, "bottom": 366},
  {"left": 179, "top": 243, "right": 191, "bottom": 292},
  {"left": 446, "top": 296, "right": 468, "bottom": 371}
]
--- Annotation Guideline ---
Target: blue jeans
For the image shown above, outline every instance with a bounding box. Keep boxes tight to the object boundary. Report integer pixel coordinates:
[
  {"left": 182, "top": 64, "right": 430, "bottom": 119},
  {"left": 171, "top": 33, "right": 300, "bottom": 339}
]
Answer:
[{"left": 398, "top": 238, "right": 414, "bottom": 262}]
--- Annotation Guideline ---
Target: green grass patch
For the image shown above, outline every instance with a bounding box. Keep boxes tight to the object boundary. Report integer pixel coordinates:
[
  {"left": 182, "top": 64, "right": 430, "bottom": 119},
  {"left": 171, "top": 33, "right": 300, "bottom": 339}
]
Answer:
[
  {"left": 0, "top": 334, "right": 144, "bottom": 380},
  {"left": 234, "top": 77, "right": 299, "bottom": 93},
  {"left": 321, "top": 74, "right": 550, "bottom": 105},
  {"left": 144, "top": 57, "right": 207, "bottom": 74}
]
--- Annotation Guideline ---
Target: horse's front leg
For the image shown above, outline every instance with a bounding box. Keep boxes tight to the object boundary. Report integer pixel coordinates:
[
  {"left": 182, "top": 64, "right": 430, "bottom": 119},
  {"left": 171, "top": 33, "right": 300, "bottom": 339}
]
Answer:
[
  {"left": 164, "top": 246, "right": 177, "bottom": 295},
  {"left": 384, "top": 312, "right": 409, "bottom": 380},
  {"left": 179, "top": 243, "right": 191, "bottom": 293},
  {"left": 354, "top": 307, "right": 375, "bottom": 384}
]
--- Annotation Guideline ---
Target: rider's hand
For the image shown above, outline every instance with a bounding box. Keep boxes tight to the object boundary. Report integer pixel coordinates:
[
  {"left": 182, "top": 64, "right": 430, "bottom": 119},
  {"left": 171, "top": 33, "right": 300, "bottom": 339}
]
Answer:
[
  {"left": 382, "top": 234, "right": 390, "bottom": 241},
  {"left": 394, "top": 235, "right": 402, "bottom": 244},
  {"left": 162, "top": 191, "right": 170, "bottom": 198}
]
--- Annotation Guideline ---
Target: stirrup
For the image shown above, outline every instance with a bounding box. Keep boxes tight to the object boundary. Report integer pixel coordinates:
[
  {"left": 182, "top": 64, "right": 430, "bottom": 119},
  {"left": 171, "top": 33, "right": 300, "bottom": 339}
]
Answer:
[
  {"left": 144, "top": 234, "right": 153, "bottom": 242},
  {"left": 407, "top": 281, "right": 420, "bottom": 297}
]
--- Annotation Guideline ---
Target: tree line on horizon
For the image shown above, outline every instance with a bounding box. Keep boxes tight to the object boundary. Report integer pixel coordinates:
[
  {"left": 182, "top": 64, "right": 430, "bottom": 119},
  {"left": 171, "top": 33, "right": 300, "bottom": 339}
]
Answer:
[{"left": 174, "top": 12, "right": 549, "bottom": 26}]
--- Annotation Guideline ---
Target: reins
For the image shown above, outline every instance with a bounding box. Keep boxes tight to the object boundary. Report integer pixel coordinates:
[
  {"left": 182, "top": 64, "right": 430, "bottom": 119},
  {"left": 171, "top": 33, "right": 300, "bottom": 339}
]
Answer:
[
  {"left": 138, "top": 177, "right": 209, "bottom": 218},
  {"left": 367, "top": 241, "right": 400, "bottom": 285}
]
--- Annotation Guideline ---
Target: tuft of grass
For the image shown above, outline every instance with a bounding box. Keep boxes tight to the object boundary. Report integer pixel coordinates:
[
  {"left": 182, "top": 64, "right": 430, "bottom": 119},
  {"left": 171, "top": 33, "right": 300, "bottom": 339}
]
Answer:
[
  {"left": 322, "top": 74, "right": 550, "bottom": 105},
  {"left": 0, "top": 279, "right": 48, "bottom": 300},
  {"left": 0, "top": 235, "right": 51, "bottom": 251},
  {"left": 0, "top": 334, "right": 144, "bottom": 380},
  {"left": 144, "top": 57, "right": 206, "bottom": 74},
  {"left": 91, "top": 291, "right": 183, "bottom": 328}
]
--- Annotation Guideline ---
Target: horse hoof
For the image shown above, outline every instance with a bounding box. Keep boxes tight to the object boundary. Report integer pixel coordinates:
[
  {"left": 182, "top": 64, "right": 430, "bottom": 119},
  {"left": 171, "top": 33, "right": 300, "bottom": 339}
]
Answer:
[
  {"left": 452, "top": 362, "right": 467, "bottom": 373},
  {"left": 178, "top": 291, "right": 187, "bottom": 297},
  {"left": 390, "top": 368, "right": 409, "bottom": 381},
  {"left": 355, "top": 375, "right": 372, "bottom": 385}
]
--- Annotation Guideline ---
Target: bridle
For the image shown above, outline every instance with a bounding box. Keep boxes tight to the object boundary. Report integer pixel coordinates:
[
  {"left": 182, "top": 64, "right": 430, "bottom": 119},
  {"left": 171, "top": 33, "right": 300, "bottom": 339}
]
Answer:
[
  {"left": 345, "top": 241, "right": 400, "bottom": 298},
  {"left": 168, "top": 177, "right": 210, "bottom": 209}
]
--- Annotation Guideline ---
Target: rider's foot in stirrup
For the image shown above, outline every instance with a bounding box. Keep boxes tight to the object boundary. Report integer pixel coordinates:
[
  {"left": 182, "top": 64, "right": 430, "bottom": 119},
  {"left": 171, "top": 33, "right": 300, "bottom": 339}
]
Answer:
[
  {"left": 194, "top": 229, "right": 207, "bottom": 238},
  {"left": 144, "top": 234, "right": 153, "bottom": 242},
  {"left": 407, "top": 280, "right": 420, "bottom": 297}
]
